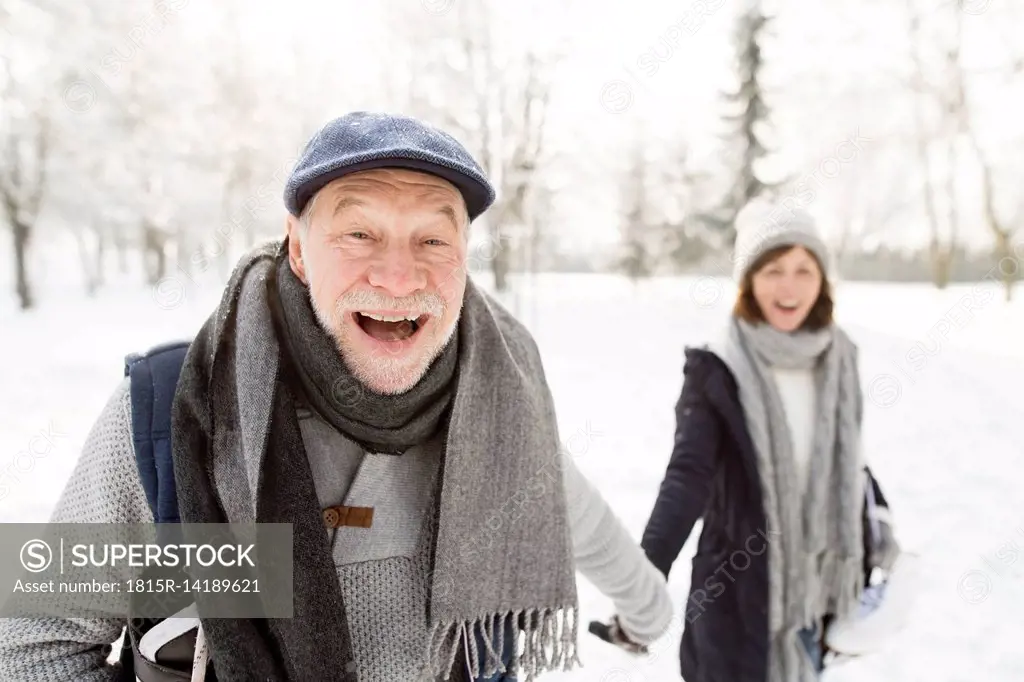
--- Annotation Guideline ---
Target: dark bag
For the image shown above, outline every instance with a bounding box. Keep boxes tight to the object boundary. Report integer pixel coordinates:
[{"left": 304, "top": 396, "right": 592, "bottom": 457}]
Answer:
[{"left": 120, "top": 341, "right": 210, "bottom": 682}]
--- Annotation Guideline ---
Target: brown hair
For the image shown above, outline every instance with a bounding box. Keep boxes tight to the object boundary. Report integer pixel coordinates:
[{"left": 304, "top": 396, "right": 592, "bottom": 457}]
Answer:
[{"left": 733, "top": 245, "right": 834, "bottom": 331}]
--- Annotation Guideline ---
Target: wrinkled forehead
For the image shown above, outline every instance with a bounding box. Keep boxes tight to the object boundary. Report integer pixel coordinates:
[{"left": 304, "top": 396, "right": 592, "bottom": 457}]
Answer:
[{"left": 311, "top": 169, "right": 469, "bottom": 227}]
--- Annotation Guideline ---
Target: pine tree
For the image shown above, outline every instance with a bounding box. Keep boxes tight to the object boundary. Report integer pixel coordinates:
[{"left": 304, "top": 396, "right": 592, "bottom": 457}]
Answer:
[
  {"left": 618, "top": 142, "right": 655, "bottom": 283},
  {"left": 716, "top": 0, "right": 773, "bottom": 245}
]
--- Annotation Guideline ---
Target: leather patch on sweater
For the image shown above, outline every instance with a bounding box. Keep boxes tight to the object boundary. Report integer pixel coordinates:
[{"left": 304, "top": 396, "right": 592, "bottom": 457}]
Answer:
[{"left": 322, "top": 505, "right": 374, "bottom": 529}]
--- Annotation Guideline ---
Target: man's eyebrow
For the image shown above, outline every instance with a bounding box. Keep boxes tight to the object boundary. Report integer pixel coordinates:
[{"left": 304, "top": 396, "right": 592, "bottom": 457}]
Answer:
[
  {"left": 332, "top": 196, "right": 365, "bottom": 217},
  {"left": 437, "top": 204, "right": 460, "bottom": 230}
]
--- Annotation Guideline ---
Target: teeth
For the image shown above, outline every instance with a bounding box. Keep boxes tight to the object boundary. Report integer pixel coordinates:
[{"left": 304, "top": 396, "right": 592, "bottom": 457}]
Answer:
[{"left": 361, "top": 313, "right": 418, "bottom": 322}]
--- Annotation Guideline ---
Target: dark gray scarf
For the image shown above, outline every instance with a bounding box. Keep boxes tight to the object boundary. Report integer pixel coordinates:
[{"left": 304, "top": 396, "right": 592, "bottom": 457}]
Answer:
[
  {"left": 275, "top": 257, "right": 458, "bottom": 455},
  {"left": 171, "top": 241, "right": 580, "bottom": 682},
  {"left": 712, "top": 317, "right": 865, "bottom": 682}
]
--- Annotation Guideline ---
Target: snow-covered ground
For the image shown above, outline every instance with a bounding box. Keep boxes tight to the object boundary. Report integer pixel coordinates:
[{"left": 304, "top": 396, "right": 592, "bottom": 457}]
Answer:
[{"left": 1, "top": 270, "right": 1022, "bottom": 681}]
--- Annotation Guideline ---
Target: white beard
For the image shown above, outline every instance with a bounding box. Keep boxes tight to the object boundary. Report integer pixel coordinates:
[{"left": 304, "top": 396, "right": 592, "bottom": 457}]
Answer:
[{"left": 302, "top": 255, "right": 459, "bottom": 395}]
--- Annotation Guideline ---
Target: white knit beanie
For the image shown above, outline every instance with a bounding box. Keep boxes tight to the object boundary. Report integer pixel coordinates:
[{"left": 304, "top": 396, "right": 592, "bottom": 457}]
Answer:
[{"left": 731, "top": 197, "right": 833, "bottom": 283}]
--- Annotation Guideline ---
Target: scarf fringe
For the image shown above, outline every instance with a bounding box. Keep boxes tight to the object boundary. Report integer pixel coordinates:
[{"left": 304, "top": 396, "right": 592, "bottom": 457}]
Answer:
[
  {"left": 770, "top": 555, "right": 865, "bottom": 682},
  {"left": 826, "top": 556, "right": 864, "bottom": 621},
  {"left": 799, "top": 554, "right": 864, "bottom": 630},
  {"left": 424, "top": 606, "right": 581, "bottom": 681}
]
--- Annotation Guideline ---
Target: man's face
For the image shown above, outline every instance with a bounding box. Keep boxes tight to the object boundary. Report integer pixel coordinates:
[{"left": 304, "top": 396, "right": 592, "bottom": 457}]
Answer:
[{"left": 286, "top": 168, "right": 469, "bottom": 395}]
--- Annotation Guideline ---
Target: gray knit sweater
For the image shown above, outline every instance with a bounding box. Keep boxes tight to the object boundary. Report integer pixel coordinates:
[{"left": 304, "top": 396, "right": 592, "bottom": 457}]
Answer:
[{"left": 0, "top": 379, "right": 673, "bottom": 681}]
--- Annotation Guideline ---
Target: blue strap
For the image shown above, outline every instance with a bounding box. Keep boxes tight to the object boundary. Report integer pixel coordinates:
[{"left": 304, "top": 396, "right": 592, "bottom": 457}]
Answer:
[{"left": 124, "top": 340, "right": 191, "bottom": 524}]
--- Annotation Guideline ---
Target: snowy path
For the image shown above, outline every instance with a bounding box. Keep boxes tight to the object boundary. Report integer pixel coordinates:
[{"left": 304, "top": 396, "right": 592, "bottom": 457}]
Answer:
[{"left": 1, "top": 274, "right": 1021, "bottom": 681}]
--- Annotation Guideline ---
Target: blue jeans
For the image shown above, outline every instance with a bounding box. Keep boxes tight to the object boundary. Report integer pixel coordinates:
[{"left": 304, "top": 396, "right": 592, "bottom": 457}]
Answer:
[
  {"left": 471, "top": 623, "right": 518, "bottom": 681},
  {"left": 798, "top": 626, "right": 825, "bottom": 674}
]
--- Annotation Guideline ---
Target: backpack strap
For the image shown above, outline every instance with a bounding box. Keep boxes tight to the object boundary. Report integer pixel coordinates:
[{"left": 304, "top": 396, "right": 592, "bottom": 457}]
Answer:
[
  {"left": 123, "top": 340, "right": 191, "bottom": 524},
  {"left": 121, "top": 340, "right": 198, "bottom": 682}
]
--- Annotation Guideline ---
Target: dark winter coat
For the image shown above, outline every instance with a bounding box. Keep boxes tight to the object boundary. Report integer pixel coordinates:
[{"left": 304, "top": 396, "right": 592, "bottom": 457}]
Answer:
[{"left": 640, "top": 348, "right": 889, "bottom": 682}]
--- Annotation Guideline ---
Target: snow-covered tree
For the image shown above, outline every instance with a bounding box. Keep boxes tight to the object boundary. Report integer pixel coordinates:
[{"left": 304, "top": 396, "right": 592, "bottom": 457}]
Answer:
[
  {"left": 383, "top": 0, "right": 570, "bottom": 293},
  {"left": 617, "top": 141, "right": 659, "bottom": 283},
  {"left": 0, "top": 0, "right": 59, "bottom": 309},
  {"left": 716, "top": 0, "right": 776, "bottom": 245},
  {"left": 902, "top": 0, "right": 1023, "bottom": 296}
]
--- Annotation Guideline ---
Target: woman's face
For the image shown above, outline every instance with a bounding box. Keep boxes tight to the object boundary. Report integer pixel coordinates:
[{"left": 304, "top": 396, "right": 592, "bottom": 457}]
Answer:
[{"left": 750, "top": 246, "right": 823, "bottom": 332}]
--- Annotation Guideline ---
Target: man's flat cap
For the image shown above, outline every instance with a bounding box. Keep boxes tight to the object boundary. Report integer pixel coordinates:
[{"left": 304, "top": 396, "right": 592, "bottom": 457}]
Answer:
[{"left": 284, "top": 111, "right": 496, "bottom": 222}]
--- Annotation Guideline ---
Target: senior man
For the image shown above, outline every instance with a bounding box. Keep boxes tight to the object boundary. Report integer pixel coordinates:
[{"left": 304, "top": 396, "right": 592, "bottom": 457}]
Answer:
[{"left": 0, "top": 112, "right": 673, "bottom": 682}]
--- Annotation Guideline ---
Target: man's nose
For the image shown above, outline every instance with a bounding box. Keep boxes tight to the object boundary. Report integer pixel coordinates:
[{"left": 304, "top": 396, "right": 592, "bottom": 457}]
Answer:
[{"left": 366, "top": 246, "right": 428, "bottom": 298}]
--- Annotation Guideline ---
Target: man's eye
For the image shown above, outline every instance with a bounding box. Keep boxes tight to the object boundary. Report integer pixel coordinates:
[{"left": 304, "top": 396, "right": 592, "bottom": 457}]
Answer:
[
  {"left": 424, "top": 239, "right": 447, "bottom": 246},
  {"left": 348, "top": 231, "right": 371, "bottom": 240}
]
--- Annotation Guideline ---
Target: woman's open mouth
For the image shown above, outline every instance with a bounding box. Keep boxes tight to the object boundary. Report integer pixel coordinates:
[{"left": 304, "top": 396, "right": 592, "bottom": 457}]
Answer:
[{"left": 352, "top": 312, "right": 430, "bottom": 342}]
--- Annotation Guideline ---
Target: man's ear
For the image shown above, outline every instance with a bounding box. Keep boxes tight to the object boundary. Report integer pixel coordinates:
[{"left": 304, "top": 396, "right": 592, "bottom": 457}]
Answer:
[{"left": 286, "top": 215, "right": 308, "bottom": 284}]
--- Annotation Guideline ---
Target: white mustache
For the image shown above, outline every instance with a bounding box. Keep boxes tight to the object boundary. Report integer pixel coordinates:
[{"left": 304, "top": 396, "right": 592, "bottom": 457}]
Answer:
[{"left": 335, "top": 289, "right": 447, "bottom": 318}]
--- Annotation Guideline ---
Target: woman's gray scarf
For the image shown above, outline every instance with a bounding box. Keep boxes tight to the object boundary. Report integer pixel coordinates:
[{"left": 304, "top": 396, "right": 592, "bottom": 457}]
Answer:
[
  {"left": 171, "top": 241, "right": 581, "bottom": 681},
  {"left": 275, "top": 257, "right": 458, "bottom": 455},
  {"left": 711, "top": 317, "right": 865, "bottom": 682}
]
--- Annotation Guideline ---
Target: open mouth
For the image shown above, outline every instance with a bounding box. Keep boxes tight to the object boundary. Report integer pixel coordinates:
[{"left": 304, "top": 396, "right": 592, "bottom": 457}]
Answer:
[
  {"left": 774, "top": 301, "right": 800, "bottom": 313},
  {"left": 352, "top": 312, "right": 430, "bottom": 342}
]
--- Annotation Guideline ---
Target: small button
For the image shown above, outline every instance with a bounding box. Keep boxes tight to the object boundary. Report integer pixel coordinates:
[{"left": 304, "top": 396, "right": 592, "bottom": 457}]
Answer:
[{"left": 322, "top": 507, "right": 340, "bottom": 528}]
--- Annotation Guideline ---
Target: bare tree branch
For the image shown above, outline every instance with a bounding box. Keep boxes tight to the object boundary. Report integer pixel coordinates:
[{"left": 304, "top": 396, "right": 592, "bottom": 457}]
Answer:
[
  {"left": 904, "top": 0, "right": 957, "bottom": 288},
  {"left": 945, "top": 5, "right": 1019, "bottom": 300}
]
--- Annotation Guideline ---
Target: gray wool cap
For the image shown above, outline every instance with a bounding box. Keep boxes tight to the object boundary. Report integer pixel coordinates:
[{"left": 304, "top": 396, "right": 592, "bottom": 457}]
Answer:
[
  {"left": 284, "top": 111, "right": 496, "bottom": 221},
  {"left": 731, "top": 198, "right": 833, "bottom": 283}
]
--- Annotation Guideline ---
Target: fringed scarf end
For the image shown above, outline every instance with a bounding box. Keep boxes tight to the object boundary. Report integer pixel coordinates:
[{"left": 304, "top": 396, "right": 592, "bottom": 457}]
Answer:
[
  {"left": 807, "top": 553, "right": 865, "bottom": 625},
  {"left": 833, "top": 556, "right": 865, "bottom": 619},
  {"left": 425, "top": 606, "right": 581, "bottom": 682}
]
